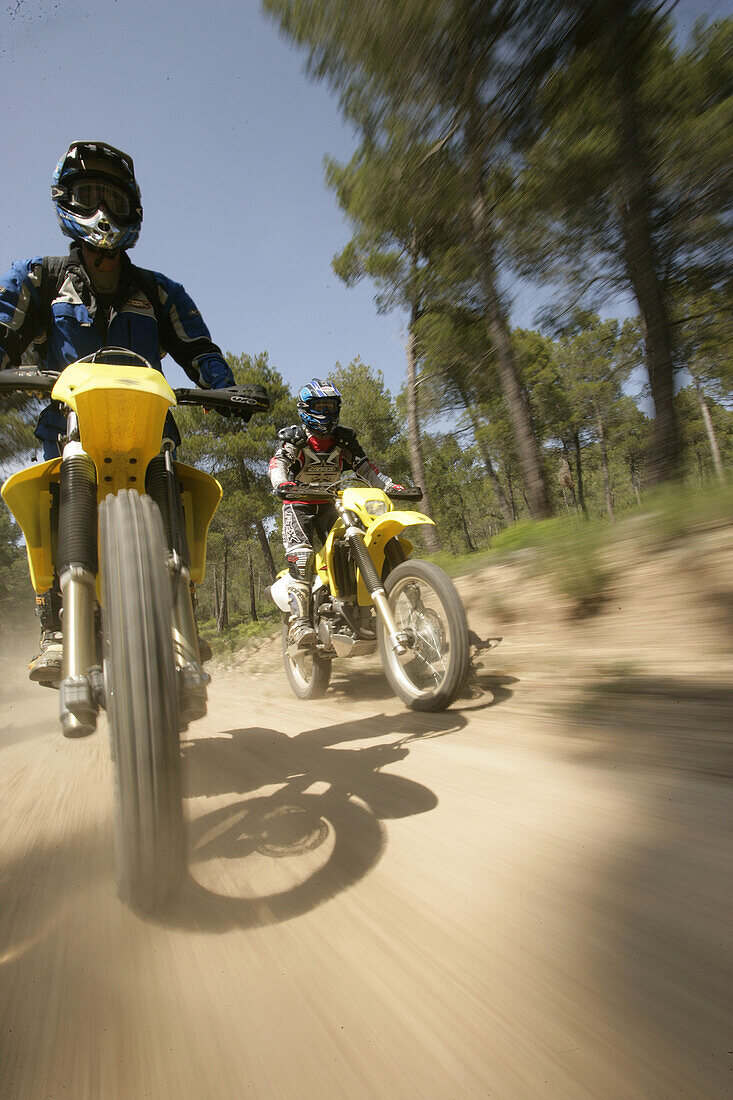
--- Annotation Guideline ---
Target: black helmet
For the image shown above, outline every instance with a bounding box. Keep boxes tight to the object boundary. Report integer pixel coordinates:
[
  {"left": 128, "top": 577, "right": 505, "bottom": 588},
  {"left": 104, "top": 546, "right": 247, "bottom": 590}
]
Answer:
[{"left": 51, "top": 140, "right": 143, "bottom": 251}]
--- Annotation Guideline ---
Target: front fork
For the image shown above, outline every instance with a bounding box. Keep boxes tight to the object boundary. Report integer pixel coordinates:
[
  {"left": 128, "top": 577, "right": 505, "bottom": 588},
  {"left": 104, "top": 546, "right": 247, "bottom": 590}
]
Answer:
[
  {"left": 145, "top": 448, "right": 208, "bottom": 727},
  {"left": 55, "top": 434, "right": 206, "bottom": 735},
  {"left": 57, "top": 434, "right": 102, "bottom": 738},
  {"left": 335, "top": 501, "right": 408, "bottom": 656}
]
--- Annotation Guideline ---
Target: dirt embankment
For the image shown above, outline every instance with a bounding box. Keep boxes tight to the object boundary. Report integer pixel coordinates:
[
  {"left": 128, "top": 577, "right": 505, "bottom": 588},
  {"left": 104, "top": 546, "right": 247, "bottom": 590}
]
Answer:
[{"left": 0, "top": 523, "right": 731, "bottom": 1099}]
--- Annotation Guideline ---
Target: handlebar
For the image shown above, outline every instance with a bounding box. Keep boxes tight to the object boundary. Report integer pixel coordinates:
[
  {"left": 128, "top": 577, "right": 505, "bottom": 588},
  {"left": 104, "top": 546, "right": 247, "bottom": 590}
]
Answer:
[
  {"left": 388, "top": 486, "right": 423, "bottom": 502},
  {"left": 0, "top": 369, "right": 270, "bottom": 420},
  {"left": 277, "top": 485, "right": 423, "bottom": 503},
  {"left": 0, "top": 369, "right": 57, "bottom": 395},
  {"left": 174, "top": 384, "right": 269, "bottom": 419}
]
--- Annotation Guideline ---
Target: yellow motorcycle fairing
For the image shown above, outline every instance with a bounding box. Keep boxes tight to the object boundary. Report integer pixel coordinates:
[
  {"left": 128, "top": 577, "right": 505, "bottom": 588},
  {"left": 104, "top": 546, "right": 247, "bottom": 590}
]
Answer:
[
  {"left": 1, "top": 458, "right": 61, "bottom": 592},
  {"left": 2, "top": 457, "right": 221, "bottom": 593},
  {"left": 52, "top": 360, "right": 176, "bottom": 497},
  {"left": 173, "top": 461, "right": 222, "bottom": 584},
  {"left": 315, "top": 516, "right": 346, "bottom": 591}
]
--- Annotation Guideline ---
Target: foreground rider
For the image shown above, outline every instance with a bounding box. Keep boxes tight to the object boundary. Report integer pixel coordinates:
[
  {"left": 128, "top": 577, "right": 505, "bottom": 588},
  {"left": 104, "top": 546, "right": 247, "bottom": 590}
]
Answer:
[
  {"left": 0, "top": 140, "right": 235, "bottom": 681},
  {"left": 269, "top": 378, "right": 403, "bottom": 648}
]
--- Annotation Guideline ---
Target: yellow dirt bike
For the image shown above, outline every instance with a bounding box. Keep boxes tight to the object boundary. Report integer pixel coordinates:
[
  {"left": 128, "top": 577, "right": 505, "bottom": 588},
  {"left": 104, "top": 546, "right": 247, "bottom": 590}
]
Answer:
[
  {"left": 0, "top": 350, "right": 268, "bottom": 910},
  {"left": 270, "top": 480, "right": 469, "bottom": 712}
]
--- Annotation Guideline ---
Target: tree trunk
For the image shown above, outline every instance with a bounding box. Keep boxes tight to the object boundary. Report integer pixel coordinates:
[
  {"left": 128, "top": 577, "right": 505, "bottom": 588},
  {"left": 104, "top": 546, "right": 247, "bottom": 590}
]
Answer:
[
  {"left": 236, "top": 458, "right": 277, "bottom": 580},
  {"left": 561, "top": 444, "right": 578, "bottom": 509},
  {"left": 506, "top": 469, "right": 518, "bottom": 521},
  {"left": 573, "top": 432, "right": 587, "bottom": 516},
  {"left": 247, "top": 537, "right": 258, "bottom": 622},
  {"left": 457, "top": 384, "right": 514, "bottom": 525},
  {"left": 471, "top": 198, "right": 551, "bottom": 519},
  {"left": 254, "top": 516, "right": 277, "bottom": 581},
  {"left": 596, "top": 410, "right": 615, "bottom": 522},
  {"left": 406, "top": 295, "right": 440, "bottom": 553},
  {"left": 217, "top": 539, "right": 229, "bottom": 632},
  {"left": 459, "top": 505, "right": 476, "bottom": 552},
  {"left": 613, "top": 6, "right": 681, "bottom": 484},
  {"left": 460, "top": 79, "right": 551, "bottom": 520},
  {"left": 696, "top": 381, "right": 725, "bottom": 484},
  {"left": 630, "top": 461, "right": 642, "bottom": 507},
  {"left": 213, "top": 563, "right": 220, "bottom": 624}
]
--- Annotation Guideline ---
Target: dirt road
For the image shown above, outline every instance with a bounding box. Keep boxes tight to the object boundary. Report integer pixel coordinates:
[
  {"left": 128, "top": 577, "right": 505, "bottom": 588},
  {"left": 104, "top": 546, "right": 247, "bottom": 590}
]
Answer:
[{"left": 1, "top": 551, "right": 732, "bottom": 1098}]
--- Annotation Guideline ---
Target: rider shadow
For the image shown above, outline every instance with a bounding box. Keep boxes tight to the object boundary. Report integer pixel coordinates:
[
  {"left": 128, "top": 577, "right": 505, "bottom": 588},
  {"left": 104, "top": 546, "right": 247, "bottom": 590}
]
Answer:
[{"left": 160, "top": 709, "right": 467, "bottom": 932}]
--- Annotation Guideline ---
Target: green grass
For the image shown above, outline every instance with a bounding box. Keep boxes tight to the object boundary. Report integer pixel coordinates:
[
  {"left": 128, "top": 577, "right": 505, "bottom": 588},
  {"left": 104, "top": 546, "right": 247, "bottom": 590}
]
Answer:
[
  {"left": 492, "top": 515, "right": 613, "bottom": 615},
  {"left": 199, "top": 609, "right": 281, "bottom": 656},
  {"left": 634, "top": 480, "right": 733, "bottom": 544},
  {"left": 424, "top": 548, "right": 495, "bottom": 578},
  {"left": 426, "top": 481, "right": 732, "bottom": 618}
]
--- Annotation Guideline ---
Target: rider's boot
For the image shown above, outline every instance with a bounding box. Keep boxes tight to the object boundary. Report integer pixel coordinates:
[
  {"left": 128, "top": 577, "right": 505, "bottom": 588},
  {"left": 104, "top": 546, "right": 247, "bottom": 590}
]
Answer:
[
  {"left": 287, "top": 579, "right": 316, "bottom": 649},
  {"left": 28, "top": 590, "right": 63, "bottom": 684}
]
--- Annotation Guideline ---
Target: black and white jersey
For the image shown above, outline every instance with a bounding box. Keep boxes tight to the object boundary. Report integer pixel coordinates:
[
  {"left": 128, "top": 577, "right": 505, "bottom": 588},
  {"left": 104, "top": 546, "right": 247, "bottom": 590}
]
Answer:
[{"left": 268, "top": 424, "right": 394, "bottom": 492}]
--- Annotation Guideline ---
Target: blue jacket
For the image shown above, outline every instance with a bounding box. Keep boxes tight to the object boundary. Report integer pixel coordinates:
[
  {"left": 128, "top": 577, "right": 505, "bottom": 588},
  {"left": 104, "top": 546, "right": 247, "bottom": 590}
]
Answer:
[{"left": 0, "top": 244, "right": 235, "bottom": 456}]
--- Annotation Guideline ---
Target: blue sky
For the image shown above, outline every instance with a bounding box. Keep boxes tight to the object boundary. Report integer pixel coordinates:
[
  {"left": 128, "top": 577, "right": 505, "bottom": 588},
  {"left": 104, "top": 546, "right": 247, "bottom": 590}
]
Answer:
[{"left": 2, "top": 0, "right": 730, "bottom": 400}]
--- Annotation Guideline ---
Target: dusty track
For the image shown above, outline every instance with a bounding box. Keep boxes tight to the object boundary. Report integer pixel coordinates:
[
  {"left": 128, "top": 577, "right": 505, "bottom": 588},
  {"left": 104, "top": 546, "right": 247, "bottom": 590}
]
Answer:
[{"left": 1, "top": 539, "right": 732, "bottom": 1098}]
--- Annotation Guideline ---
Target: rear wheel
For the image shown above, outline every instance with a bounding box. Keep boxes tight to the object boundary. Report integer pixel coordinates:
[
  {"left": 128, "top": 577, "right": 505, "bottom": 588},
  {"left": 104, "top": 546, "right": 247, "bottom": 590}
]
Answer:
[
  {"left": 100, "top": 490, "right": 185, "bottom": 911},
  {"left": 282, "top": 623, "right": 332, "bottom": 700},
  {"left": 377, "top": 559, "right": 469, "bottom": 712}
]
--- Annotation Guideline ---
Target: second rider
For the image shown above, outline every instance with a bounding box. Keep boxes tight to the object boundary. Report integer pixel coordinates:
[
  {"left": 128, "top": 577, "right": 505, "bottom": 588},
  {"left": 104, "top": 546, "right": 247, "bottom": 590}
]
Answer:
[{"left": 269, "top": 378, "right": 403, "bottom": 649}]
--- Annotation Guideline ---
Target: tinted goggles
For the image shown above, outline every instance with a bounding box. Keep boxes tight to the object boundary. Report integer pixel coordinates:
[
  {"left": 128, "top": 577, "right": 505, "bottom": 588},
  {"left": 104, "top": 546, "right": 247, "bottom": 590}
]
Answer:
[
  {"left": 70, "top": 178, "right": 132, "bottom": 218},
  {"left": 308, "top": 399, "right": 339, "bottom": 415}
]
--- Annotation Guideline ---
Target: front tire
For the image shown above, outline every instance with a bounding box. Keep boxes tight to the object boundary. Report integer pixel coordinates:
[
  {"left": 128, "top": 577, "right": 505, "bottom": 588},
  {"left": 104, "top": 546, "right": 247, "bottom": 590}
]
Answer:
[
  {"left": 100, "top": 490, "right": 185, "bottom": 911},
  {"left": 282, "top": 623, "right": 332, "bottom": 700},
  {"left": 377, "top": 559, "right": 469, "bottom": 712}
]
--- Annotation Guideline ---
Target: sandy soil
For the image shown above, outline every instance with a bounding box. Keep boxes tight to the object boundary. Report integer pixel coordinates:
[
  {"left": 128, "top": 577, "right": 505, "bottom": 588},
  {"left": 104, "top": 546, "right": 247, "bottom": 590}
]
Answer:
[{"left": 1, "top": 527, "right": 731, "bottom": 1099}]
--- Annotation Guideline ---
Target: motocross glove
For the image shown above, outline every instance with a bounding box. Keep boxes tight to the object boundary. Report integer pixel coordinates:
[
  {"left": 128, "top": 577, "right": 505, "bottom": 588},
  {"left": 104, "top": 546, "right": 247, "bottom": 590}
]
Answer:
[
  {"left": 276, "top": 481, "right": 298, "bottom": 497},
  {"left": 198, "top": 354, "right": 236, "bottom": 390}
]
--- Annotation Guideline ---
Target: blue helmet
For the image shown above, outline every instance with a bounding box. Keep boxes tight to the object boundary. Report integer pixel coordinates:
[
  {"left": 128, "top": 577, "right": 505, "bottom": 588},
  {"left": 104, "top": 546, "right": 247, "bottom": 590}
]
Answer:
[
  {"left": 297, "top": 378, "right": 342, "bottom": 436},
  {"left": 51, "top": 141, "right": 143, "bottom": 252}
]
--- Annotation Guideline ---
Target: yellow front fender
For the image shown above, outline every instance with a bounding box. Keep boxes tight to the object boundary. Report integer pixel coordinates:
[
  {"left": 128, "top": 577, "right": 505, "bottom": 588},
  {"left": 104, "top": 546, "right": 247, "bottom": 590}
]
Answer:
[{"left": 357, "top": 509, "right": 434, "bottom": 605}]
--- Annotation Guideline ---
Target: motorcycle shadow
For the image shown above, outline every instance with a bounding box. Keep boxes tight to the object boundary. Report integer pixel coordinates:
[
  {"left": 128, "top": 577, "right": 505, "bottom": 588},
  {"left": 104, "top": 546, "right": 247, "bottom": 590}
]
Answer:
[
  {"left": 459, "top": 673, "right": 519, "bottom": 709},
  {"left": 327, "top": 666, "right": 399, "bottom": 703},
  {"left": 159, "top": 710, "right": 465, "bottom": 931},
  {"left": 312, "top": 665, "right": 519, "bottom": 710}
]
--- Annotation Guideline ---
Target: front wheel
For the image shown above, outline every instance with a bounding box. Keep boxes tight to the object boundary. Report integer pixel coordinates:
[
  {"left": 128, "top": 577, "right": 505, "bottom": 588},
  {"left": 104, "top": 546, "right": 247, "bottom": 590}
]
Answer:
[
  {"left": 377, "top": 559, "right": 469, "bottom": 712},
  {"left": 282, "top": 623, "right": 332, "bottom": 700},
  {"left": 100, "top": 490, "right": 185, "bottom": 911}
]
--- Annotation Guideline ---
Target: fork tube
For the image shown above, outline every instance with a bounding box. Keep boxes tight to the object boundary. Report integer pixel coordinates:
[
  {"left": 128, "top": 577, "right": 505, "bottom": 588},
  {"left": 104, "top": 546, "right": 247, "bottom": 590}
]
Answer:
[
  {"left": 342, "top": 521, "right": 407, "bottom": 656},
  {"left": 57, "top": 439, "right": 99, "bottom": 737},
  {"left": 145, "top": 450, "right": 199, "bottom": 665},
  {"left": 145, "top": 449, "right": 206, "bottom": 725}
]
